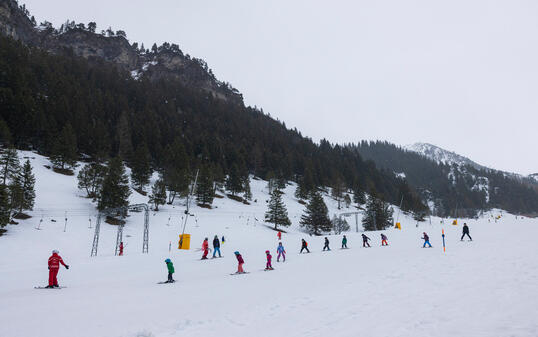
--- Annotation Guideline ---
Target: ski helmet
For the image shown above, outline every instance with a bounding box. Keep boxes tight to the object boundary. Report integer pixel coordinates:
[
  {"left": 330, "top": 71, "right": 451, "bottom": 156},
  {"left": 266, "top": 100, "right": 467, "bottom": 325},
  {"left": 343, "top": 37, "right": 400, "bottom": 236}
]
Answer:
[
  {"left": 265, "top": 250, "right": 270, "bottom": 254},
  {"left": 234, "top": 251, "right": 239, "bottom": 255},
  {"left": 165, "top": 258, "right": 171, "bottom": 263},
  {"left": 52, "top": 249, "right": 59, "bottom": 254}
]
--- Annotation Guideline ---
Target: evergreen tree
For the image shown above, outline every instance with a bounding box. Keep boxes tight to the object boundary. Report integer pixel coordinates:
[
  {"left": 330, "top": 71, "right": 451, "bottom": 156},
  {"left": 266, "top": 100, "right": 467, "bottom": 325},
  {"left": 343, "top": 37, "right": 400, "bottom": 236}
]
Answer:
[
  {"left": 362, "top": 194, "right": 394, "bottom": 231},
  {"left": 300, "top": 191, "right": 332, "bottom": 235},
  {"left": 163, "top": 139, "right": 190, "bottom": 204},
  {"left": 77, "top": 163, "right": 106, "bottom": 200},
  {"left": 8, "top": 174, "right": 23, "bottom": 216},
  {"left": 331, "top": 215, "right": 350, "bottom": 234},
  {"left": 242, "top": 174, "right": 252, "bottom": 200},
  {"left": 265, "top": 188, "right": 291, "bottom": 230},
  {"left": 226, "top": 164, "right": 243, "bottom": 196},
  {"left": 98, "top": 157, "right": 131, "bottom": 211},
  {"left": 0, "top": 184, "right": 10, "bottom": 228},
  {"left": 353, "top": 186, "right": 366, "bottom": 205},
  {"left": 50, "top": 123, "right": 78, "bottom": 170},
  {"left": 20, "top": 160, "right": 35, "bottom": 212},
  {"left": 331, "top": 177, "right": 345, "bottom": 209},
  {"left": 295, "top": 168, "right": 315, "bottom": 200},
  {"left": 149, "top": 177, "right": 167, "bottom": 211},
  {"left": 0, "top": 147, "right": 19, "bottom": 185},
  {"left": 130, "top": 143, "right": 152, "bottom": 192},
  {"left": 196, "top": 165, "right": 214, "bottom": 206}
]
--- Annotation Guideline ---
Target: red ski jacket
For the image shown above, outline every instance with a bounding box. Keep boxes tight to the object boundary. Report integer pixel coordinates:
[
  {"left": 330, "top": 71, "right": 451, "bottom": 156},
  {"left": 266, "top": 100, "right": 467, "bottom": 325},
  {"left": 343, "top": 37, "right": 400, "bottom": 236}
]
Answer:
[
  {"left": 202, "top": 240, "right": 209, "bottom": 251},
  {"left": 236, "top": 254, "right": 244, "bottom": 264},
  {"left": 48, "top": 253, "right": 67, "bottom": 270}
]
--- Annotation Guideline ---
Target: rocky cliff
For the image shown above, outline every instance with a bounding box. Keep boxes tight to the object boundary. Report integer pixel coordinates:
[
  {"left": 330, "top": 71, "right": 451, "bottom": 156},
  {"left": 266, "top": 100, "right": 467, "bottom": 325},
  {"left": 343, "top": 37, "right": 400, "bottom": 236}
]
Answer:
[{"left": 0, "top": 0, "right": 242, "bottom": 104}]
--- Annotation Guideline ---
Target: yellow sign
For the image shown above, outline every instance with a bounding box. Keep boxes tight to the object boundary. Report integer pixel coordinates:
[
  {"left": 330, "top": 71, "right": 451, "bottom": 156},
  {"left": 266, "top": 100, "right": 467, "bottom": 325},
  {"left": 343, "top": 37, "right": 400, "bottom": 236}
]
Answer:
[
  {"left": 395, "top": 222, "right": 401, "bottom": 230},
  {"left": 178, "top": 234, "right": 191, "bottom": 250},
  {"left": 452, "top": 220, "right": 458, "bottom": 225}
]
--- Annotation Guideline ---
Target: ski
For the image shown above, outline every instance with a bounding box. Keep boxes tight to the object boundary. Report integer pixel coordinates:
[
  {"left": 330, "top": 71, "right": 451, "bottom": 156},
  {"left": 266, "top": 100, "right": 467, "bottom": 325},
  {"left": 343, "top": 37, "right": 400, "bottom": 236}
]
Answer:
[
  {"left": 230, "top": 272, "right": 250, "bottom": 275},
  {"left": 35, "top": 286, "right": 66, "bottom": 289},
  {"left": 157, "top": 281, "right": 176, "bottom": 284}
]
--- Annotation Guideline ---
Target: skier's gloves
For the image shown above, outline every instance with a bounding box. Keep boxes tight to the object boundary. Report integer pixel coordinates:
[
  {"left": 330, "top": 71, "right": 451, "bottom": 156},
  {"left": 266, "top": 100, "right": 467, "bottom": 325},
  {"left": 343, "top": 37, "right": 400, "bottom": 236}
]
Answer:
[{"left": 65, "top": 265, "right": 69, "bottom": 269}]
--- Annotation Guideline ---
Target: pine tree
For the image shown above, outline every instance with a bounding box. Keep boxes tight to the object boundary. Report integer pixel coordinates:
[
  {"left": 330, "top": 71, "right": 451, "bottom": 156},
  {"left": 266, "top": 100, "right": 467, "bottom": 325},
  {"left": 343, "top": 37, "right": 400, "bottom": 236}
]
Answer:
[
  {"left": 196, "top": 165, "right": 214, "bottom": 206},
  {"left": 0, "top": 184, "right": 10, "bottom": 228},
  {"left": 0, "top": 147, "right": 19, "bottom": 185},
  {"left": 163, "top": 139, "right": 190, "bottom": 204},
  {"left": 362, "top": 194, "right": 394, "bottom": 231},
  {"left": 8, "top": 174, "right": 23, "bottom": 216},
  {"left": 77, "top": 163, "right": 106, "bottom": 200},
  {"left": 331, "top": 177, "right": 345, "bottom": 210},
  {"left": 300, "top": 191, "right": 332, "bottom": 235},
  {"left": 353, "top": 186, "right": 366, "bottom": 205},
  {"left": 242, "top": 174, "right": 252, "bottom": 200},
  {"left": 130, "top": 143, "right": 152, "bottom": 192},
  {"left": 265, "top": 188, "right": 291, "bottom": 230},
  {"left": 50, "top": 123, "right": 78, "bottom": 170},
  {"left": 226, "top": 164, "right": 243, "bottom": 196},
  {"left": 295, "top": 168, "right": 314, "bottom": 200},
  {"left": 98, "top": 157, "right": 131, "bottom": 211},
  {"left": 331, "top": 215, "right": 350, "bottom": 234},
  {"left": 20, "top": 160, "right": 35, "bottom": 212},
  {"left": 149, "top": 178, "right": 167, "bottom": 211}
]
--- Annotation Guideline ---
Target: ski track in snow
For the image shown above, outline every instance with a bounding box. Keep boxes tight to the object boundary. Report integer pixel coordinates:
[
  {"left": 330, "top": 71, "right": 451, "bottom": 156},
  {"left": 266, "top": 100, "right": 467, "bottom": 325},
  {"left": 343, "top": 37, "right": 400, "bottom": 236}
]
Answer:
[{"left": 0, "top": 152, "right": 537, "bottom": 337}]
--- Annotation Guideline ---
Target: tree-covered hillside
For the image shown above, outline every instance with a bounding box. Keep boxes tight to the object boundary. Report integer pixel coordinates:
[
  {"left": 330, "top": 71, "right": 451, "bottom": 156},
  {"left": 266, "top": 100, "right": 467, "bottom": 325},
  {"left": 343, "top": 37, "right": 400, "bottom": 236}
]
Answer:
[
  {"left": 356, "top": 141, "right": 538, "bottom": 217},
  {"left": 0, "top": 35, "right": 425, "bottom": 212}
]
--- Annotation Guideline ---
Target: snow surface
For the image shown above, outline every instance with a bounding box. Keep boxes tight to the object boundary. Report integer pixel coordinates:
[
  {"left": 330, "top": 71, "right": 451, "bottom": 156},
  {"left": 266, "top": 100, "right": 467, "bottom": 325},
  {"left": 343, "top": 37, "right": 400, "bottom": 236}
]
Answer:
[{"left": 1, "top": 152, "right": 537, "bottom": 337}]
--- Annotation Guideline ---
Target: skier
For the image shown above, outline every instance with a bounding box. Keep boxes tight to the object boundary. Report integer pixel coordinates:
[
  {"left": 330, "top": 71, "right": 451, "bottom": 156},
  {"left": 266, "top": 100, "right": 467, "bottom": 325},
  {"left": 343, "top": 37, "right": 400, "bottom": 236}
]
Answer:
[
  {"left": 361, "top": 234, "right": 371, "bottom": 247},
  {"left": 119, "top": 242, "right": 124, "bottom": 256},
  {"left": 461, "top": 223, "right": 473, "bottom": 241},
  {"left": 47, "top": 250, "right": 69, "bottom": 288},
  {"left": 234, "top": 251, "right": 246, "bottom": 274},
  {"left": 201, "top": 238, "right": 209, "bottom": 260},
  {"left": 323, "top": 237, "right": 331, "bottom": 251},
  {"left": 277, "top": 231, "right": 282, "bottom": 240},
  {"left": 265, "top": 250, "right": 274, "bottom": 270},
  {"left": 300, "top": 239, "right": 310, "bottom": 253},
  {"left": 212, "top": 235, "right": 222, "bottom": 258},
  {"left": 422, "top": 232, "right": 432, "bottom": 248},
  {"left": 381, "top": 233, "right": 388, "bottom": 246},
  {"left": 341, "top": 235, "right": 348, "bottom": 249},
  {"left": 164, "top": 259, "right": 175, "bottom": 283},
  {"left": 222, "top": 235, "right": 225, "bottom": 244},
  {"left": 277, "top": 242, "right": 286, "bottom": 262}
]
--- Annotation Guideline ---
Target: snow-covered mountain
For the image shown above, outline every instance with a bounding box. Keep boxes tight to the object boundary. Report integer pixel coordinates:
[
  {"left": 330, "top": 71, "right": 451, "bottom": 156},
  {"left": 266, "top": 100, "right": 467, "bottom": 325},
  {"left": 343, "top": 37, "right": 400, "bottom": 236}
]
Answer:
[{"left": 405, "top": 143, "right": 487, "bottom": 170}]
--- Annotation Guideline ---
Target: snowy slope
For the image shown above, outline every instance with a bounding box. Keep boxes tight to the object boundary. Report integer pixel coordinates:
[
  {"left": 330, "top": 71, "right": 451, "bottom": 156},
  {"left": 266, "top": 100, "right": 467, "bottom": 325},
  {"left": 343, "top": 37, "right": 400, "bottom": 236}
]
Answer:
[
  {"left": 405, "top": 142, "right": 486, "bottom": 170},
  {"left": 0, "top": 152, "right": 537, "bottom": 337}
]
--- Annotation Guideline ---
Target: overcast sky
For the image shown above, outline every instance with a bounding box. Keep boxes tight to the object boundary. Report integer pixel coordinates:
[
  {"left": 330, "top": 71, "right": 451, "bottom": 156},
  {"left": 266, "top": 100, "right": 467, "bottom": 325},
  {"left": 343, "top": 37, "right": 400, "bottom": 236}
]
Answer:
[{"left": 21, "top": 0, "right": 538, "bottom": 175}]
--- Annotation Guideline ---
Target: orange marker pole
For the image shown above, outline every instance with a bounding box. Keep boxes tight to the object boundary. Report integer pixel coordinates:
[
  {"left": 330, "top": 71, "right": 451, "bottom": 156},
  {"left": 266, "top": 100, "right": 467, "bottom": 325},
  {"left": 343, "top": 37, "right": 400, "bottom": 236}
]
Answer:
[{"left": 442, "top": 229, "right": 446, "bottom": 253}]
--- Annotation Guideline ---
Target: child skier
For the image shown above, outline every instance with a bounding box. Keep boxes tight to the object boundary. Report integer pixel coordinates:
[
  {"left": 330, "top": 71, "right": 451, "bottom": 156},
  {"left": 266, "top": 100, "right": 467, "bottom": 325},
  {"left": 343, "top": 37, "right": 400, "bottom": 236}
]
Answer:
[
  {"left": 277, "top": 242, "right": 286, "bottom": 262},
  {"left": 265, "top": 250, "right": 274, "bottom": 270},
  {"left": 361, "top": 234, "right": 371, "bottom": 247},
  {"left": 277, "top": 231, "right": 282, "bottom": 240},
  {"left": 234, "top": 251, "right": 246, "bottom": 274},
  {"left": 119, "top": 242, "right": 124, "bottom": 256},
  {"left": 342, "top": 235, "right": 348, "bottom": 249},
  {"left": 422, "top": 232, "right": 432, "bottom": 247},
  {"left": 323, "top": 237, "right": 331, "bottom": 251},
  {"left": 165, "top": 259, "right": 175, "bottom": 283},
  {"left": 461, "top": 223, "right": 473, "bottom": 241},
  {"left": 381, "top": 233, "right": 388, "bottom": 246},
  {"left": 201, "top": 238, "right": 209, "bottom": 259},
  {"left": 212, "top": 235, "right": 222, "bottom": 258},
  {"left": 300, "top": 239, "right": 310, "bottom": 253},
  {"left": 47, "top": 250, "right": 69, "bottom": 288},
  {"left": 222, "top": 236, "right": 225, "bottom": 244}
]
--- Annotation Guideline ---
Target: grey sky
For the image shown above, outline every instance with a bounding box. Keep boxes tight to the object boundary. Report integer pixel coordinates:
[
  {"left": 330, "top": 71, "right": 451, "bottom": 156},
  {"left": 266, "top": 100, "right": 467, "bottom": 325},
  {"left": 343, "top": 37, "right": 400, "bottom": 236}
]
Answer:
[{"left": 22, "top": 0, "right": 538, "bottom": 175}]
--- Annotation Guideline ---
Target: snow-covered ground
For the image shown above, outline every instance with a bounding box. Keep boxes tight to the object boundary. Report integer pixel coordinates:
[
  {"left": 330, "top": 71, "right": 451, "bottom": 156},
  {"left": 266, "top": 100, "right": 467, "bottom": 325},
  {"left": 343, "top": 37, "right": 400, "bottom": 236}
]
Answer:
[{"left": 1, "top": 152, "right": 537, "bottom": 337}]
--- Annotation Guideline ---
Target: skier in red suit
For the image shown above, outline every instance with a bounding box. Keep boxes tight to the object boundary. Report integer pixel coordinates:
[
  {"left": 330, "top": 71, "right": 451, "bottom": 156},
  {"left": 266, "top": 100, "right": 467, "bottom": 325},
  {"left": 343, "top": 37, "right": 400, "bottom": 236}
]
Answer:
[{"left": 47, "top": 250, "right": 69, "bottom": 288}]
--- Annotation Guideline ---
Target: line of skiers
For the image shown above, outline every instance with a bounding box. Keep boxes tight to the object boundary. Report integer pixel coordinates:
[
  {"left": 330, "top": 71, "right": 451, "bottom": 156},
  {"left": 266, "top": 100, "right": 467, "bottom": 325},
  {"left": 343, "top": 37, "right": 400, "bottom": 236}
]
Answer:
[{"left": 44, "top": 225, "right": 473, "bottom": 286}]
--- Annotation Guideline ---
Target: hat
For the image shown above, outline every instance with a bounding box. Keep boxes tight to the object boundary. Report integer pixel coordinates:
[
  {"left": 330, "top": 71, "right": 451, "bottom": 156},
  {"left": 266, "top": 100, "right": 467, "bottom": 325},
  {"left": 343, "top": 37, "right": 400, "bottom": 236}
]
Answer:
[
  {"left": 234, "top": 251, "right": 240, "bottom": 255},
  {"left": 165, "top": 258, "right": 171, "bottom": 263},
  {"left": 265, "top": 250, "right": 270, "bottom": 254},
  {"left": 52, "top": 249, "right": 59, "bottom": 254}
]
